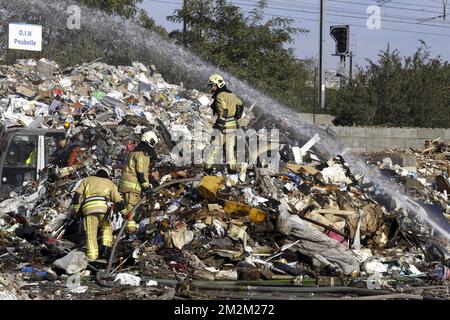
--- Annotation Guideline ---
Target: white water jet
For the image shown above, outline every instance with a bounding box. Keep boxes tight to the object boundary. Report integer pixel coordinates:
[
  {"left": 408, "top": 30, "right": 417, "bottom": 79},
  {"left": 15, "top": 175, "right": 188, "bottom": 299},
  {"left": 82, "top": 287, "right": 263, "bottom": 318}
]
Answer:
[{"left": 1, "top": 0, "right": 448, "bottom": 243}]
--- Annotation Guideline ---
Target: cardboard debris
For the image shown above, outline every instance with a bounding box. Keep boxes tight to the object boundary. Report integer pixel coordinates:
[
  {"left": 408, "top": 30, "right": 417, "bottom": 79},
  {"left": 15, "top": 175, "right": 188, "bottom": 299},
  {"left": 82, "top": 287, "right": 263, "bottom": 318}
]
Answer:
[
  {"left": 16, "top": 86, "right": 36, "bottom": 99},
  {"left": 285, "top": 163, "right": 320, "bottom": 176},
  {"left": 0, "top": 59, "right": 448, "bottom": 300}
]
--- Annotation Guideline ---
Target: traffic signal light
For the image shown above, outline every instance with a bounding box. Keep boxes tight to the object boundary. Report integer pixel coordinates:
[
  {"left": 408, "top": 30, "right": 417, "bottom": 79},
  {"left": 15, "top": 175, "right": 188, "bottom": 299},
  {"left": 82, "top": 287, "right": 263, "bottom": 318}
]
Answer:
[{"left": 330, "top": 25, "right": 349, "bottom": 55}]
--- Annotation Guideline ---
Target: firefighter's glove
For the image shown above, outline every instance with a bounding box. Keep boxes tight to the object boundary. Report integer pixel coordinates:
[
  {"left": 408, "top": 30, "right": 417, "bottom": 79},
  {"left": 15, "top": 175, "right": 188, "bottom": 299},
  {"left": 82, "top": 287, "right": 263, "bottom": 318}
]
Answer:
[{"left": 149, "top": 176, "right": 159, "bottom": 188}]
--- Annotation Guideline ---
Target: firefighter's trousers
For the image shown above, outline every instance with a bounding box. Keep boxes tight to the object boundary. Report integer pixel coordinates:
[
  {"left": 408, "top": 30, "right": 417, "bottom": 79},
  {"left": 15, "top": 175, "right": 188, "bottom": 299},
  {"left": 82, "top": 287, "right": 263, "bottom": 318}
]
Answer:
[
  {"left": 205, "top": 128, "right": 237, "bottom": 171},
  {"left": 123, "top": 192, "right": 141, "bottom": 233},
  {"left": 83, "top": 213, "right": 113, "bottom": 261}
]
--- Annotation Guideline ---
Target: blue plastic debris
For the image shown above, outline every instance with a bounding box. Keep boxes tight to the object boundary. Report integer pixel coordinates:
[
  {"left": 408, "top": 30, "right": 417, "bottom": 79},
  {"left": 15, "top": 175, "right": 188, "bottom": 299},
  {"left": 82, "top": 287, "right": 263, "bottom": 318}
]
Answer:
[{"left": 284, "top": 173, "right": 303, "bottom": 186}]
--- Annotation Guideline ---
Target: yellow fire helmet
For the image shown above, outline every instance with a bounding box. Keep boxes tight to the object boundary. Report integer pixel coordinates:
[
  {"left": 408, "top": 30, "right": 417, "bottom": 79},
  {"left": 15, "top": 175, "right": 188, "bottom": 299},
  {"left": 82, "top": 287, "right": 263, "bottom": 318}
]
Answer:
[{"left": 208, "top": 74, "right": 226, "bottom": 88}]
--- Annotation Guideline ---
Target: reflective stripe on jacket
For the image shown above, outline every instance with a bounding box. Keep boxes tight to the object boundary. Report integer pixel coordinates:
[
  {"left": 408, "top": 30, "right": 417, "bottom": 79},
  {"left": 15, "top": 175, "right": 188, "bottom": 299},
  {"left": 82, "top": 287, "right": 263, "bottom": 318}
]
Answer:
[
  {"left": 119, "top": 150, "right": 151, "bottom": 194},
  {"left": 73, "top": 176, "right": 123, "bottom": 216},
  {"left": 214, "top": 91, "right": 242, "bottom": 131}
]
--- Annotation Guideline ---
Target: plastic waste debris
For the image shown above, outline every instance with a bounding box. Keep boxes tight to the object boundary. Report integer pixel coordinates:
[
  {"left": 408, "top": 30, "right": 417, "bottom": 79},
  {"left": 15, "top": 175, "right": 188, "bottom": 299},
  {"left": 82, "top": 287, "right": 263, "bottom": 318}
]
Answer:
[
  {"left": 53, "top": 251, "right": 88, "bottom": 275},
  {"left": 429, "top": 265, "right": 450, "bottom": 283},
  {"left": 114, "top": 273, "right": 142, "bottom": 286},
  {"left": 171, "top": 225, "right": 194, "bottom": 249}
]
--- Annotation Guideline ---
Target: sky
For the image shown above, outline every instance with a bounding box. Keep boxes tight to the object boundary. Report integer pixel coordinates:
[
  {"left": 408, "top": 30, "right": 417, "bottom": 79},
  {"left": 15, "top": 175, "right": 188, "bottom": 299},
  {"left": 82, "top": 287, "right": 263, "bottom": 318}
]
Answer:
[{"left": 140, "top": 0, "right": 450, "bottom": 71}]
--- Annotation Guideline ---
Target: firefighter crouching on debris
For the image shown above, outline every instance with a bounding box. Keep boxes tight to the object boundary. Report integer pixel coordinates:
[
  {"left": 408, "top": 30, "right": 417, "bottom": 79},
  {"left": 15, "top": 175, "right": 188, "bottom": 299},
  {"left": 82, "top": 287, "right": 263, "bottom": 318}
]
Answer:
[
  {"left": 71, "top": 167, "right": 126, "bottom": 262},
  {"left": 205, "top": 74, "right": 244, "bottom": 172},
  {"left": 119, "top": 131, "right": 159, "bottom": 233}
]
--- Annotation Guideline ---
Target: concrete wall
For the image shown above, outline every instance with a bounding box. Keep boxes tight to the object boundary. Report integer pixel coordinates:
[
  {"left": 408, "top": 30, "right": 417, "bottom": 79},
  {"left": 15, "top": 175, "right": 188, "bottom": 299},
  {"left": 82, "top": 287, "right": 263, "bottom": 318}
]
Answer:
[
  {"left": 329, "top": 126, "right": 450, "bottom": 152},
  {"left": 299, "top": 113, "right": 335, "bottom": 127},
  {"left": 298, "top": 113, "right": 449, "bottom": 152}
]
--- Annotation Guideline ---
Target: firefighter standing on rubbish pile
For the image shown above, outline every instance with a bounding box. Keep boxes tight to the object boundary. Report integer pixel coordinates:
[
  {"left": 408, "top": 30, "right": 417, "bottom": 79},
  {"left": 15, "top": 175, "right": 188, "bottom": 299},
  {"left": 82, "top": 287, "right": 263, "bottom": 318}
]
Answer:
[
  {"left": 204, "top": 74, "right": 244, "bottom": 172},
  {"left": 119, "top": 131, "right": 159, "bottom": 233},
  {"left": 71, "top": 167, "right": 127, "bottom": 262}
]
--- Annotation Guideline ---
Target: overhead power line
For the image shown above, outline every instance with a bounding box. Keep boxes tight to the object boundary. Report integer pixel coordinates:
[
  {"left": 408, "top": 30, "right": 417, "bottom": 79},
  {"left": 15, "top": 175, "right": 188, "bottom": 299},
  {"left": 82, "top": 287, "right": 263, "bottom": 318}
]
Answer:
[
  {"left": 145, "top": 0, "right": 450, "bottom": 38},
  {"left": 236, "top": 0, "right": 446, "bottom": 19},
  {"left": 260, "top": 0, "right": 444, "bottom": 15},
  {"left": 329, "top": 0, "right": 444, "bottom": 11},
  {"left": 229, "top": 0, "right": 450, "bottom": 30}
]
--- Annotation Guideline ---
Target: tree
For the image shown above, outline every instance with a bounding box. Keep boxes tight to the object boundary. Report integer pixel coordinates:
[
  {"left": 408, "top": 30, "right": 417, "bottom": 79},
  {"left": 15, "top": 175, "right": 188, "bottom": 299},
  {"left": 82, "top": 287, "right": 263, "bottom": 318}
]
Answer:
[
  {"left": 79, "top": 0, "right": 141, "bottom": 18},
  {"left": 0, "top": 0, "right": 168, "bottom": 67},
  {"left": 168, "top": 0, "right": 314, "bottom": 112},
  {"left": 77, "top": 0, "right": 167, "bottom": 35},
  {"left": 330, "top": 43, "right": 450, "bottom": 128}
]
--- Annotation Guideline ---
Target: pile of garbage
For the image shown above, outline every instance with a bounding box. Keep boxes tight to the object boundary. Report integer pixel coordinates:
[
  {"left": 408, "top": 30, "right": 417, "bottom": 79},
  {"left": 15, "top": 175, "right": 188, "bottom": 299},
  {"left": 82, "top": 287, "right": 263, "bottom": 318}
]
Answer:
[
  {"left": 0, "top": 59, "right": 449, "bottom": 300},
  {"left": 364, "top": 141, "right": 449, "bottom": 233}
]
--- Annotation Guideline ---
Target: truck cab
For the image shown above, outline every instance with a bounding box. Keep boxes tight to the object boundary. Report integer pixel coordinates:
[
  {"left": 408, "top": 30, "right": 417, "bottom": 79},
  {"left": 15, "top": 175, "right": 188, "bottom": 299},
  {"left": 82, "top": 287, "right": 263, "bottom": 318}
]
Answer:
[{"left": 0, "top": 125, "right": 66, "bottom": 189}]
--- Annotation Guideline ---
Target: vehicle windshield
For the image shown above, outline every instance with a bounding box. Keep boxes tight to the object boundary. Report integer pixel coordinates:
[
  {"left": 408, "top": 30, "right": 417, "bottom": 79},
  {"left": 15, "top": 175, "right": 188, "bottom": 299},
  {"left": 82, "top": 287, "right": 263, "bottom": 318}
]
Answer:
[{"left": 2, "top": 135, "right": 38, "bottom": 187}]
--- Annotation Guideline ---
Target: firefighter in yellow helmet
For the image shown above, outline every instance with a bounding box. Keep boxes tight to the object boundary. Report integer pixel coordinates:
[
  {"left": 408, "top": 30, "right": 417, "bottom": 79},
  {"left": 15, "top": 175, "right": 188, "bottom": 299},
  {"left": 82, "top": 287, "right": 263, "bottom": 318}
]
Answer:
[
  {"left": 119, "top": 131, "right": 159, "bottom": 233},
  {"left": 205, "top": 74, "right": 244, "bottom": 172},
  {"left": 71, "top": 167, "right": 126, "bottom": 262}
]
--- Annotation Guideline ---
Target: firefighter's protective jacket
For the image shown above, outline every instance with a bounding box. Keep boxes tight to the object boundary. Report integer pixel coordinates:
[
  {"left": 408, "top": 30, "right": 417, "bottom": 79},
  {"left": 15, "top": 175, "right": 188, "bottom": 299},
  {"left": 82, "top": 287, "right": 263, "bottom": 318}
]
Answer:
[
  {"left": 25, "top": 149, "right": 37, "bottom": 166},
  {"left": 211, "top": 88, "right": 243, "bottom": 131},
  {"left": 72, "top": 176, "right": 125, "bottom": 216},
  {"left": 119, "top": 144, "right": 154, "bottom": 194}
]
